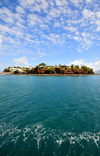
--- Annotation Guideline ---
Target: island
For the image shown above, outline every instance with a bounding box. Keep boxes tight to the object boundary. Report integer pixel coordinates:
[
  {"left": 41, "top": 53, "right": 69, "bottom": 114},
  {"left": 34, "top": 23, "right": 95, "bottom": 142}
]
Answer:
[{"left": 3, "top": 63, "right": 94, "bottom": 75}]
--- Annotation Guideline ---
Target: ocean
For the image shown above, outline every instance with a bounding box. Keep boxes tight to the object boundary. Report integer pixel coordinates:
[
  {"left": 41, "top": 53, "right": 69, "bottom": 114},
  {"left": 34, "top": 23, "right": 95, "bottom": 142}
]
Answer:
[{"left": 0, "top": 75, "right": 100, "bottom": 156}]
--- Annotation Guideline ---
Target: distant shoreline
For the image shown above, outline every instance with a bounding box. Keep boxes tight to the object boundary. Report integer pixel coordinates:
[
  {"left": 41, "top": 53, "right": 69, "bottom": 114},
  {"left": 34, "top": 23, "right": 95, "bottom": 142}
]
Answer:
[{"left": 0, "top": 73, "right": 100, "bottom": 76}]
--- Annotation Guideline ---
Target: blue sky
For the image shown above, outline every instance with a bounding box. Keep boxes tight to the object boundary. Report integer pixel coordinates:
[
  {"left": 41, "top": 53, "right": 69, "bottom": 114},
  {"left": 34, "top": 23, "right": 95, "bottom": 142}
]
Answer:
[{"left": 0, "top": 0, "right": 100, "bottom": 71}]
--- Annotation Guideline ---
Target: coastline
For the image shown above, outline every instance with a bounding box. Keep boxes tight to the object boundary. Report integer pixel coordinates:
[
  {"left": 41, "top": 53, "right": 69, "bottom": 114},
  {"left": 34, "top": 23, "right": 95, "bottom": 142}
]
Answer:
[{"left": 0, "top": 73, "right": 100, "bottom": 76}]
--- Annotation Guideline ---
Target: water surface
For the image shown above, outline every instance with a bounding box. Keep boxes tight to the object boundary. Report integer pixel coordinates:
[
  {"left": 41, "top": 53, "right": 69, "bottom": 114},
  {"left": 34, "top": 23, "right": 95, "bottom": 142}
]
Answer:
[{"left": 0, "top": 75, "right": 100, "bottom": 156}]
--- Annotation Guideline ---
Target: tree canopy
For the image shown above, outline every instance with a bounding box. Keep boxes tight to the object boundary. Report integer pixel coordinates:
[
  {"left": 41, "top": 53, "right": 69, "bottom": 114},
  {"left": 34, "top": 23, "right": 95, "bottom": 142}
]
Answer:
[
  {"left": 39, "top": 63, "right": 46, "bottom": 67},
  {"left": 3, "top": 64, "right": 94, "bottom": 74}
]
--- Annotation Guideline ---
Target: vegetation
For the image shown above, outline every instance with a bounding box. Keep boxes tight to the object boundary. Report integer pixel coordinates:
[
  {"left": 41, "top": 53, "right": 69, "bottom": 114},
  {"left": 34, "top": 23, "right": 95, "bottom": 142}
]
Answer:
[
  {"left": 35, "top": 65, "right": 39, "bottom": 69},
  {"left": 4, "top": 68, "right": 10, "bottom": 72},
  {"left": 3, "top": 63, "right": 94, "bottom": 74},
  {"left": 71, "top": 64, "right": 74, "bottom": 69},
  {"left": 75, "top": 65, "right": 79, "bottom": 69},
  {"left": 81, "top": 65, "right": 88, "bottom": 71},
  {"left": 47, "top": 67, "right": 55, "bottom": 74},
  {"left": 39, "top": 63, "right": 46, "bottom": 67},
  {"left": 88, "top": 68, "right": 93, "bottom": 73},
  {"left": 27, "top": 70, "right": 31, "bottom": 74},
  {"left": 14, "top": 70, "right": 18, "bottom": 74}
]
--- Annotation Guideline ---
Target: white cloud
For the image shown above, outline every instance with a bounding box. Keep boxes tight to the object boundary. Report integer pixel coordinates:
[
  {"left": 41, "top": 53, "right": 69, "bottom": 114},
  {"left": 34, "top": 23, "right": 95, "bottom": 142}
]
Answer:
[
  {"left": 0, "top": 7, "right": 25, "bottom": 26},
  {"left": 16, "top": 22, "right": 26, "bottom": 29},
  {"left": 70, "top": 0, "right": 82, "bottom": 7},
  {"left": 41, "top": 52, "right": 47, "bottom": 56},
  {"left": 27, "top": 0, "right": 35, "bottom": 5},
  {"left": 14, "top": 13, "right": 25, "bottom": 23},
  {"left": 41, "top": 33, "right": 65, "bottom": 44},
  {"left": 13, "top": 57, "right": 30, "bottom": 66},
  {"left": 16, "top": 6, "right": 25, "bottom": 14},
  {"left": 67, "top": 34, "right": 82, "bottom": 42},
  {"left": 38, "top": 51, "right": 47, "bottom": 58},
  {"left": 83, "top": 38, "right": 92, "bottom": 46},
  {"left": 33, "top": 3, "right": 41, "bottom": 12},
  {"left": 0, "top": 0, "right": 100, "bottom": 60},
  {"left": 0, "top": 62, "right": 9, "bottom": 72},
  {"left": 0, "top": 63, "right": 8, "bottom": 66},
  {"left": 80, "top": 38, "right": 92, "bottom": 50},
  {"left": 18, "top": 0, "right": 48, "bottom": 13},
  {"left": 55, "top": 0, "right": 68, "bottom": 6},
  {"left": 54, "top": 22, "right": 60, "bottom": 27},
  {"left": 96, "top": 20, "right": 100, "bottom": 31},
  {"left": 0, "top": 7, "right": 13, "bottom": 17},
  {"left": 82, "top": 9, "right": 95, "bottom": 20},
  {"left": 85, "top": 61, "right": 100, "bottom": 71},
  {"left": 65, "top": 26, "right": 77, "bottom": 33},
  {"left": 58, "top": 6, "right": 72, "bottom": 15},
  {"left": 75, "top": 31, "right": 80, "bottom": 35},
  {"left": 18, "top": 0, "right": 35, "bottom": 7},
  {"left": 49, "top": 1, "right": 54, "bottom": 6},
  {"left": 39, "top": 24, "right": 49, "bottom": 29},
  {"left": 3, "top": 36, "right": 14, "bottom": 43},
  {"left": 70, "top": 59, "right": 84, "bottom": 65},
  {"left": 31, "top": 57, "right": 37, "bottom": 60},
  {"left": 0, "top": 7, "right": 14, "bottom": 24},
  {"left": 41, "top": 0, "right": 49, "bottom": 9},
  {"left": 0, "top": 35, "right": 2, "bottom": 48},
  {"left": 70, "top": 59, "right": 100, "bottom": 71},
  {"left": 67, "top": 34, "right": 72, "bottom": 39},
  {"left": 96, "top": 57, "right": 99, "bottom": 59},
  {"left": 49, "top": 7, "right": 61, "bottom": 18},
  {"left": 67, "top": 19, "right": 82, "bottom": 25},
  {"left": 86, "top": 0, "right": 92, "bottom": 3},
  {"left": 96, "top": 12, "right": 100, "bottom": 18},
  {"left": 81, "top": 32, "right": 90, "bottom": 37},
  {"left": 73, "top": 36, "right": 82, "bottom": 42},
  {"left": 67, "top": 31, "right": 92, "bottom": 49},
  {"left": 28, "top": 14, "right": 43, "bottom": 26}
]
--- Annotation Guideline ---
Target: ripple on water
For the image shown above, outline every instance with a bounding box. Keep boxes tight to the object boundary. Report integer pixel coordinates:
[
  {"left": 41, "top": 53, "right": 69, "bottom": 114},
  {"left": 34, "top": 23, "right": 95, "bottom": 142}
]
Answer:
[
  {"left": 0, "top": 122, "right": 100, "bottom": 156},
  {"left": 0, "top": 75, "right": 100, "bottom": 156}
]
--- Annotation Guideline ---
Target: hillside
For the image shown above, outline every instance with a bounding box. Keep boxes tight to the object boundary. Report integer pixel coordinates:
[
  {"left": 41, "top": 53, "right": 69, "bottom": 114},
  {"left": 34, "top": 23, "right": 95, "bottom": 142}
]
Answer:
[{"left": 3, "top": 63, "right": 94, "bottom": 75}]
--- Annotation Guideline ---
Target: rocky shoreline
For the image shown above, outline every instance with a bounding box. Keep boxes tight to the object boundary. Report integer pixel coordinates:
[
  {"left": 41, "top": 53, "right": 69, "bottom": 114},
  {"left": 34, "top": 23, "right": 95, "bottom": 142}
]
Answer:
[{"left": 0, "top": 73, "right": 99, "bottom": 76}]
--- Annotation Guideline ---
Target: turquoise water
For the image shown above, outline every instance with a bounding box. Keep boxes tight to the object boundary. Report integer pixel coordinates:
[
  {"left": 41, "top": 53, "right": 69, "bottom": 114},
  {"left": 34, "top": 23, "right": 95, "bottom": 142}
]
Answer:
[{"left": 0, "top": 75, "right": 100, "bottom": 156}]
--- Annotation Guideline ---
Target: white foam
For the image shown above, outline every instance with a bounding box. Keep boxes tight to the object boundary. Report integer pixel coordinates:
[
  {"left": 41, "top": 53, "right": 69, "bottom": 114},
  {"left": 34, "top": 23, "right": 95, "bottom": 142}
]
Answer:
[
  {"left": 0, "top": 122, "right": 100, "bottom": 151},
  {"left": 56, "top": 138, "right": 63, "bottom": 146}
]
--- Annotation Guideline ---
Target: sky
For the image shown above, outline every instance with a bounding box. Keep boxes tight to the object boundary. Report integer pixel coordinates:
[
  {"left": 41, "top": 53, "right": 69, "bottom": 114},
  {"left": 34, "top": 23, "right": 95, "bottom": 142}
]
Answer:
[{"left": 0, "top": 0, "right": 100, "bottom": 71}]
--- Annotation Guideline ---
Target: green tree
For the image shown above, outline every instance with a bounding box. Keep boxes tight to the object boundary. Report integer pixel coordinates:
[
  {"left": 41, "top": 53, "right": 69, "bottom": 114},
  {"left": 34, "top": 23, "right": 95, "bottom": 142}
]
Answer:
[
  {"left": 14, "top": 70, "right": 18, "bottom": 74},
  {"left": 16, "top": 66, "right": 21, "bottom": 69},
  {"left": 4, "top": 68, "right": 10, "bottom": 72},
  {"left": 27, "top": 70, "right": 31, "bottom": 74},
  {"left": 35, "top": 65, "right": 39, "bottom": 69},
  {"left": 47, "top": 67, "right": 55, "bottom": 74},
  {"left": 75, "top": 65, "right": 79, "bottom": 68},
  {"left": 39, "top": 63, "right": 47, "bottom": 67},
  {"left": 81, "top": 65, "right": 88, "bottom": 71},
  {"left": 59, "top": 64, "right": 61, "bottom": 67},
  {"left": 88, "top": 68, "right": 93, "bottom": 73},
  {"left": 71, "top": 64, "right": 74, "bottom": 69}
]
